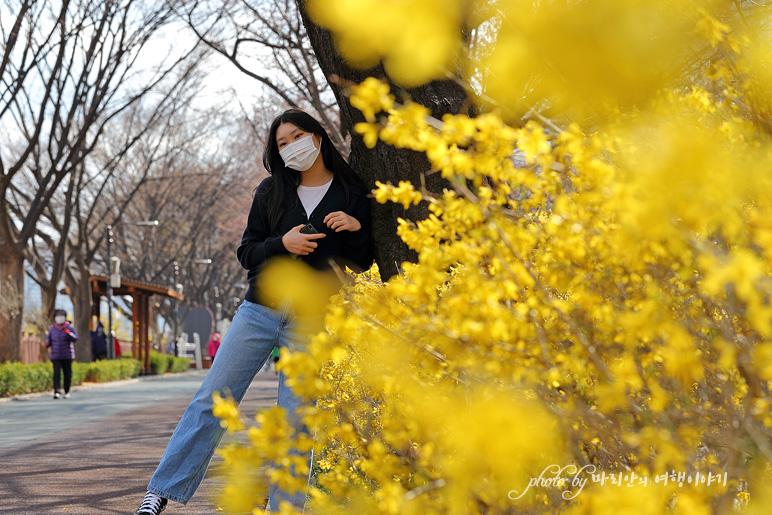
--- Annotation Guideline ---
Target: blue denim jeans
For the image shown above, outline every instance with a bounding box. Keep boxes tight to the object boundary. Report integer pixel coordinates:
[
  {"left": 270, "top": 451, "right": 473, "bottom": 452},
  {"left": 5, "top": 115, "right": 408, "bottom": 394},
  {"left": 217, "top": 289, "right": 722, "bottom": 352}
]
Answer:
[{"left": 147, "top": 300, "right": 317, "bottom": 512}]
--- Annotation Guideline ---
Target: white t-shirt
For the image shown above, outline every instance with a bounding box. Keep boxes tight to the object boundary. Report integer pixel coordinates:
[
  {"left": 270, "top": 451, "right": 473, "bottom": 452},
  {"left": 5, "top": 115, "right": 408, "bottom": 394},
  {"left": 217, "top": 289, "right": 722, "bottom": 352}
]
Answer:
[{"left": 297, "top": 179, "right": 333, "bottom": 216}]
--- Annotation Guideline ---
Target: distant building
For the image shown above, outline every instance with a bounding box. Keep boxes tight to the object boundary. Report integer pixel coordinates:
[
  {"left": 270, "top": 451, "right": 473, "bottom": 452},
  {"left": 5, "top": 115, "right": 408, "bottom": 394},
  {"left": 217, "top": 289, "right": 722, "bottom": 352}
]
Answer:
[{"left": 24, "top": 262, "right": 42, "bottom": 311}]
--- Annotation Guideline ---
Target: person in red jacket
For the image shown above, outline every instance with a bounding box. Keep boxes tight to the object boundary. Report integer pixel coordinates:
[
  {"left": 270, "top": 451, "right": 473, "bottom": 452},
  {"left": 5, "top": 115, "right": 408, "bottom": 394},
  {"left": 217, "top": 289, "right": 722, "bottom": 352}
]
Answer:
[
  {"left": 112, "top": 331, "right": 123, "bottom": 358},
  {"left": 45, "top": 309, "right": 78, "bottom": 399}
]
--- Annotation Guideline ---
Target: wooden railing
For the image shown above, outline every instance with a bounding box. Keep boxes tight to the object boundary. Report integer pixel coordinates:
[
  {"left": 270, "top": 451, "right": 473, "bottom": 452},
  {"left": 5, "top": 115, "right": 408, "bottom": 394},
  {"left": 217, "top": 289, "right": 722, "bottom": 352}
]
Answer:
[{"left": 21, "top": 334, "right": 43, "bottom": 364}]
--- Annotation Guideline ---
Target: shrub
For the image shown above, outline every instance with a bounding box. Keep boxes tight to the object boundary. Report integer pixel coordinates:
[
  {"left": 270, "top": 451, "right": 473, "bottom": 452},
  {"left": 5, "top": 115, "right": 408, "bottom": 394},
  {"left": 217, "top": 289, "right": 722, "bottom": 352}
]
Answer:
[
  {"left": 147, "top": 352, "right": 189, "bottom": 375},
  {"left": 120, "top": 357, "right": 142, "bottom": 378},
  {"left": 214, "top": 12, "right": 772, "bottom": 509},
  {"left": 148, "top": 351, "right": 169, "bottom": 375},
  {"left": 0, "top": 362, "right": 51, "bottom": 396},
  {"left": 71, "top": 362, "right": 87, "bottom": 384},
  {"left": 84, "top": 360, "right": 118, "bottom": 382},
  {"left": 26, "top": 362, "right": 53, "bottom": 393},
  {"left": 168, "top": 355, "right": 190, "bottom": 373},
  {"left": 80, "top": 358, "right": 140, "bottom": 383},
  {"left": 0, "top": 359, "right": 142, "bottom": 397}
]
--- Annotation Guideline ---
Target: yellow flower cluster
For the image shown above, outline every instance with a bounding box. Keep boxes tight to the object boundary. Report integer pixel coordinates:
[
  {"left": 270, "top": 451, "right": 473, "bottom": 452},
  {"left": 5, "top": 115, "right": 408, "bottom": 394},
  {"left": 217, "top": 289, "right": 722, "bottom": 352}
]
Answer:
[
  {"left": 212, "top": 392, "right": 245, "bottom": 433},
  {"left": 373, "top": 180, "right": 422, "bottom": 210},
  {"left": 213, "top": 400, "right": 314, "bottom": 514},
  {"left": 307, "top": 0, "right": 752, "bottom": 120},
  {"left": 306, "top": 0, "right": 461, "bottom": 87},
  {"left": 213, "top": 2, "right": 772, "bottom": 514},
  {"left": 351, "top": 77, "right": 394, "bottom": 124}
]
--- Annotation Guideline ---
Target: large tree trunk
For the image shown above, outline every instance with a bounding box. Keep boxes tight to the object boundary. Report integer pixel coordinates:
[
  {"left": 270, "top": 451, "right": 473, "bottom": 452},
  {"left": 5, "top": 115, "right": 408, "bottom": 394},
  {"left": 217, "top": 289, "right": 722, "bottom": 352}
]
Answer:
[
  {"left": 150, "top": 304, "right": 162, "bottom": 352},
  {"left": 35, "top": 280, "right": 58, "bottom": 363},
  {"left": 39, "top": 285, "right": 58, "bottom": 323},
  {"left": 32, "top": 259, "right": 60, "bottom": 327},
  {"left": 0, "top": 250, "right": 25, "bottom": 362},
  {"left": 64, "top": 263, "right": 93, "bottom": 362},
  {"left": 296, "top": 1, "right": 467, "bottom": 280}
]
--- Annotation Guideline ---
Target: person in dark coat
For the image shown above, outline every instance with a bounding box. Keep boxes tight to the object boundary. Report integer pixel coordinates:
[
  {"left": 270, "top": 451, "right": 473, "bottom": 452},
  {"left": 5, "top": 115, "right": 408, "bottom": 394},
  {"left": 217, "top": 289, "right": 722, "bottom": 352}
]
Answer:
[
  {"left": 133, "top": 108, "right": 374, "bottom": 515},
  {"left": 45, "top": 309, "right": 78, "bottom": 399},
  {"left": 90, "top": 321, "right": 108, "bottom": 360}
]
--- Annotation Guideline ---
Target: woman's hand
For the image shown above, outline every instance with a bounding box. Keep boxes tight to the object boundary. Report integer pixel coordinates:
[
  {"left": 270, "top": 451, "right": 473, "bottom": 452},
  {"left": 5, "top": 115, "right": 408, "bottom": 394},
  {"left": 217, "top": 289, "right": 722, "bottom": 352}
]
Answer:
[
  {"left": 282, "top": 224, "right": 326, "bottom": 255},
  {"left": 324, "top": 211, "right": 361, "bottom": 232}
]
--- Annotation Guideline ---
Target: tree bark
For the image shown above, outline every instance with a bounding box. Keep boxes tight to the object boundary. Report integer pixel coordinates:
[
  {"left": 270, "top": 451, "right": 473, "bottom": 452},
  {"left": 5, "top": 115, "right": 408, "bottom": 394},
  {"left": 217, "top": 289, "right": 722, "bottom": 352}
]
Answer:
[
  {"left": 295, "top": 1, "right": 467, "bottom": 280},
  {"left": 150, "top": 305, "right": 162, "bottom": 352},
  {"left": 32, "top": 260, "right": 59, "bottom": 324},
  {"left": 64, "top": 262, "right": 93, "bottom": 362},
  {"left": 0, "top": 251, "right": 25, "bottom": 362}
]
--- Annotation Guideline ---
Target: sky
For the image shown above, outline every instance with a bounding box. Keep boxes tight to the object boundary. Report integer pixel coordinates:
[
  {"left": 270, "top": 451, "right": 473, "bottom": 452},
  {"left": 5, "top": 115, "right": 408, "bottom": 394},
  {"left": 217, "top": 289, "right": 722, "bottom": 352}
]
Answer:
[{"left": 155, "top": 15, "right": 270, "bottom": 110}]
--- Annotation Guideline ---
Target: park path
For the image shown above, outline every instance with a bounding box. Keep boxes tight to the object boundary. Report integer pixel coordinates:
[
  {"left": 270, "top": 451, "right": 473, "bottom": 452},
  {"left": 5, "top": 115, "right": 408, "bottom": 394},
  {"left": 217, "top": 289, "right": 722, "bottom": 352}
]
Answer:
[{"left": 0, "top": 369, "right": 279, "bottom": 514}]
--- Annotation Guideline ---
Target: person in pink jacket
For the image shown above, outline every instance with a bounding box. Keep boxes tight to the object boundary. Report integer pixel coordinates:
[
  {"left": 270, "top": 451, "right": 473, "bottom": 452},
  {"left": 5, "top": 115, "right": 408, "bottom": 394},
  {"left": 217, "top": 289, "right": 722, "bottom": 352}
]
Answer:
[{"left": 207, "top": 333, "right": 221, "bottom": 361}]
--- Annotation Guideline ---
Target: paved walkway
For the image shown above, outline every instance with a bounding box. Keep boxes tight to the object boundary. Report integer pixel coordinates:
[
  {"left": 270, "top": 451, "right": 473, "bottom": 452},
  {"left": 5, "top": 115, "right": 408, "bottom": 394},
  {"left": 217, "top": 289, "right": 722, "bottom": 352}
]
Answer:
[{"left": 0, "top": 369, "right": 280, "bottom": 514}]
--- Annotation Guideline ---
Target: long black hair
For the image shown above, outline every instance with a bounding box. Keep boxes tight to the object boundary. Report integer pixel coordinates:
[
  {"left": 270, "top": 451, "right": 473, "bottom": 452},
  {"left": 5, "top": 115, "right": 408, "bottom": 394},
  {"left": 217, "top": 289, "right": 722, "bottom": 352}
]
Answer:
[{"left": 261, "top": 109, "right": 366, "bottom": 234}]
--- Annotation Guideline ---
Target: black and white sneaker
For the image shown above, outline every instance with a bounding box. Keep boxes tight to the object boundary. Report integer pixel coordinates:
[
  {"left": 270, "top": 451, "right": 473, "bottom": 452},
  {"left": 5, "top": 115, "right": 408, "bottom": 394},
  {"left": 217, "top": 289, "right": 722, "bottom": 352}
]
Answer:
[
  {"left": 53, "top": 391, "right": 61, "bottom": 399},
  {"left": 134, "top": 492, "right": 167, "bottom": 514}
]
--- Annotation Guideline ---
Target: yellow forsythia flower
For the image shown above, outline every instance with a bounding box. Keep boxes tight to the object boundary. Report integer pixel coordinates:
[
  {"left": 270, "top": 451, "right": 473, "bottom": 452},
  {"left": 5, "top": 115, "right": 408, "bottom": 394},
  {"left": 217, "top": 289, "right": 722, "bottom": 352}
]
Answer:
[{"left": 212, "top": 392, "right": 245, "bottom": 433}]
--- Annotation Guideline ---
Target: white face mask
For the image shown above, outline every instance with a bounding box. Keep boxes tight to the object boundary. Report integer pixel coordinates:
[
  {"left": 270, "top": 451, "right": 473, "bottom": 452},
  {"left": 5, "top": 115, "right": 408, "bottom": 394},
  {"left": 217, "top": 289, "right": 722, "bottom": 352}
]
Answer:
[
  {"left": 55, "top": 316, "right": 66, "bottom": 324},
  {"left": 279, "top": 135, "right": 321, "bottom": 171}
]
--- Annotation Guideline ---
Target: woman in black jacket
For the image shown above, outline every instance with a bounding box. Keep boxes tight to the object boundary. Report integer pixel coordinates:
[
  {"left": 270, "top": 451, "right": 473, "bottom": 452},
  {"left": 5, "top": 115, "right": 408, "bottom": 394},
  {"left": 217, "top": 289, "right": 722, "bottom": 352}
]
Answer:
[{"left": 135, "top": 110, "right": 374, "bottom": 515}]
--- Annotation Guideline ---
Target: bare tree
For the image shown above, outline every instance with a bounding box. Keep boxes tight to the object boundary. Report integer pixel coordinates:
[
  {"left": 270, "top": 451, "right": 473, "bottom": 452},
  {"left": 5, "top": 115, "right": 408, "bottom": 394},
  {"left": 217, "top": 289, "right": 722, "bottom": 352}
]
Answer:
[
  {"left": 177, "top": 0, "right": 469, "bottom": 280},
  {"left": 22, "top": 104, "right": 160, "bottom": 327},
  {"left": 66, "top": 68, "right": 207, "bottom": 360},
  {"left": 0, "top": 0, "right": 200, "bottom": 361},
  {"left": 293, "top": 0, "right": 467, "bottom": 280},
  {"left": 0, "top": 275, "right": 24, "bottom": 329},
  {"left": 103, "top": 107, "right": 259, "bottom": 347},
  {"left": 175, "top": 0, "right": 347, "bottom": 152}
]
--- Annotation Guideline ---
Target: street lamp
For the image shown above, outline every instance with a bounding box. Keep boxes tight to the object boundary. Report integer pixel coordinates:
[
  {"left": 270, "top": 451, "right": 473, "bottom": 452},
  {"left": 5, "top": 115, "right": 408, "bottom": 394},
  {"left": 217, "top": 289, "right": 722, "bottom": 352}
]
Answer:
[
  {"left": 172, "top": 260, "right": 181, "bottom": 356},
  {"left": 105, "top": 220, "right": 159, "bottom": 360}
]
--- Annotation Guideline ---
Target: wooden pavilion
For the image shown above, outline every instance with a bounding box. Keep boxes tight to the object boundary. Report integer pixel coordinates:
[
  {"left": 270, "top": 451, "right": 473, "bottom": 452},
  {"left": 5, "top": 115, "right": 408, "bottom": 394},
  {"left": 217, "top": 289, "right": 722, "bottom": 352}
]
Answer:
[{"left": 88, "top": 275, "right": 184, "bottom": 374}]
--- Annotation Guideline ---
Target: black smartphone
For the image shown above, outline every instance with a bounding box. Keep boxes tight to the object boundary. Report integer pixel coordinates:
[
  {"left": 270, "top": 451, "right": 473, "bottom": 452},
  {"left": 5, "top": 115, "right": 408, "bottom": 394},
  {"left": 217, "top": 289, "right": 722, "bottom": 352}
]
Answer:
[{"left": 299, "top": 223, "right": 318, "bottom": 234}]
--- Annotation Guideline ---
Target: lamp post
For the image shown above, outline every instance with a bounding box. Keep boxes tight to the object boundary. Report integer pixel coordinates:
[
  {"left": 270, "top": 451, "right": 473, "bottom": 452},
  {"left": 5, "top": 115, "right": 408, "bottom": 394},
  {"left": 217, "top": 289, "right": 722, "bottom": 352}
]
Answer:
[
  {"left": 105, "top": 220, "right": 159, "bottom": 360},
  {"left": 172, "top": 260, "right": 181, "bottom": 356}
]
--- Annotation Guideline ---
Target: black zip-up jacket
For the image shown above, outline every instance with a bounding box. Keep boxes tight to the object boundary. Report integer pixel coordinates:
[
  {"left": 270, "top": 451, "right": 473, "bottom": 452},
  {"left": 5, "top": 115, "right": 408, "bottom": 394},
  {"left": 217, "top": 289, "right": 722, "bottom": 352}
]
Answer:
[{"left": 237, "top": 175, "right": 374, "bottom": 306}]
